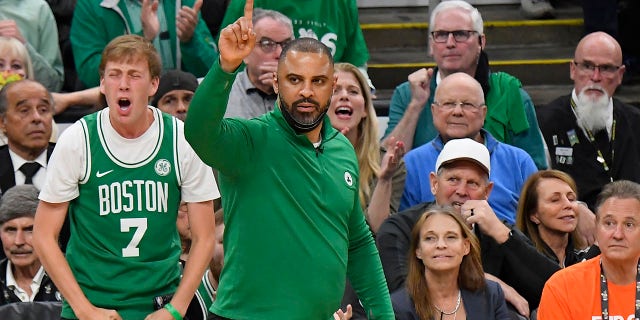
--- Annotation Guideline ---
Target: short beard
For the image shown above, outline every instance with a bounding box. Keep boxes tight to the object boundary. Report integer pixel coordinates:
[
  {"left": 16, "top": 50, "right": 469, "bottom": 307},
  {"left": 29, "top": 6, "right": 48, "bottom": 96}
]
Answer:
[
  {"left": 575, "top": 86, "right": 611, "bottom": 133},
  {"left": 279, "top": 94, "right": 330, "bottom": 129}
]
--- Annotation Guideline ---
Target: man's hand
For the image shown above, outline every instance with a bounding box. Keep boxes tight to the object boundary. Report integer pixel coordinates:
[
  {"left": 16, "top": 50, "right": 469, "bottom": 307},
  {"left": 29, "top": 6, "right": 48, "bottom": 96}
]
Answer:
[
  {"left": 333, "top": 304, "right": 353, "bottom": 320},
  {"left": 380, "top": 67, "right": 434, "bottom": 150},
  {"left": 218, "top": 0, "right": 256, "bottom": 73},
  {"left": 501, "top": 282, "right": 530, "bottom": 318},
  {"left": 461, "top": 200, "right": 511, "bottom": 244},
  {"left": 176, "top": 0, "right": 202, "bottom": 43},
  {"left": 78, "top": 307, "right": 122, "bottom": 320},
  {"left": 257, "top": 61, "right": 278, "bottom": 89},
  {"left": 574, "top": 201, "right": 596, "bottom": 246},
  {"left": 0, "top": 20, "right": 26, "bottom": 43},
  {"left": 485, "top": 273, "right": 530, "bottom": 319},
  {"left": 141, "top": 0, "right": 160, "bottom": 41},
  {"left": 407, "top": 67, "right": 434, "bottom": 107}
]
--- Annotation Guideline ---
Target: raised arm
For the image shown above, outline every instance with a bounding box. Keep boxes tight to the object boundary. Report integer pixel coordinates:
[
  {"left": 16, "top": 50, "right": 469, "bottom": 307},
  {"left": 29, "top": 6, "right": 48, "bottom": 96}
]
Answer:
[
  {"left": 217, "top": 0, "right": 255, "bottom": 73},
  {"left": 184, "top": 0, "right": 255, "bottom": 166},
  {"left": 177, "top": 0, "right": 219, "bottom": 78},
  {"left": 382, "top": 68, "right": 433, "bottom": 150},
  {"left": 366, "top": 138, "right": 405, "bottom": 233},
  {"left": 462, "top": 200, "right": 560, "bottom": 312}
]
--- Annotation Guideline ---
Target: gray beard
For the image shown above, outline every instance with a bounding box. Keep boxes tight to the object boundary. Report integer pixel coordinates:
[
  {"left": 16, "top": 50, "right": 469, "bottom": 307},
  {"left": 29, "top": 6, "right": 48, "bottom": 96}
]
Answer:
[{"left": 575, "top": 87, "right": 611, "bottom": 133}]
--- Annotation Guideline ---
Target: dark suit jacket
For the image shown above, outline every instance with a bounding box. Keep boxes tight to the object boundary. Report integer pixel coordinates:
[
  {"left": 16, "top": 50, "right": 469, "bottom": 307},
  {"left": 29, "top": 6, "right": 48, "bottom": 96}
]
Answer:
[
  {"left": 537, "top": 95, "right": 640, "bottom": 209},
  {"left": 0, "top": 144, "right": 55, "bottom": 194},
  {"left": 391, "top": 280, "right": 512, "bottom": 320},
  {"left": 0, "top": 143, "right": 68, "bottom": 259},
  {"left": 0, "top": 258, "right": 61, "bottom": 306}
]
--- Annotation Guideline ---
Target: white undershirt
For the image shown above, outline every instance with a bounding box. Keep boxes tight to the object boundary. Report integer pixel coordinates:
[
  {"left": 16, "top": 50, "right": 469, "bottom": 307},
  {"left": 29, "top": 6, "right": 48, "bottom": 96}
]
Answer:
[
  {"left": 5, "top": 262, "right": 45, "bottom": 302},
  {"left": 9, "top": 149, "right": 48, "bottom": 189}
]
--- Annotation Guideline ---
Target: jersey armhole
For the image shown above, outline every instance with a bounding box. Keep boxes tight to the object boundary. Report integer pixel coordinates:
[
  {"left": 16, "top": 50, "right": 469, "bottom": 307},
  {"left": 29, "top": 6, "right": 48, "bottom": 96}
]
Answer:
[
  {"left": 172, "top": 116, "right": 183, "bottom": 186},
  {"left": 79, "top": 119, "right": 92, "bottom": 184}
]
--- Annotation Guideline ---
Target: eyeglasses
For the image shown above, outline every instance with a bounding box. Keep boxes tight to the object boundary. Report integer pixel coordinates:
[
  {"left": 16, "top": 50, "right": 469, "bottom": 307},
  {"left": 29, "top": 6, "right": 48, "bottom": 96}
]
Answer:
[
  {"left": 431, "top": 30, "right": 478, "bottom": 43},
  {"left": 257, "top": 37, "right": 292, "bottom": 53},
  {"left": 573, "top": 61, "right": 622, "bottom": 77},
  {"left": 433, "top": 101, "right": 485, "bottom": 112}
]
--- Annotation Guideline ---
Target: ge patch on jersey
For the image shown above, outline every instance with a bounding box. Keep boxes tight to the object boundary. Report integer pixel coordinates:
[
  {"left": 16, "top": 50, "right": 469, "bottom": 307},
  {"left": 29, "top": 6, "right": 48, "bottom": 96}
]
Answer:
[{"left": 155, "top": 159, "right": 171, "bottom": 176}]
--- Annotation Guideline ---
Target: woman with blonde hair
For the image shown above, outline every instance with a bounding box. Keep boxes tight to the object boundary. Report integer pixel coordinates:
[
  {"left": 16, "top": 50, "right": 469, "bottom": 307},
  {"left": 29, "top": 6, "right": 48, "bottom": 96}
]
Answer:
[
  {"left": 392, "top": 205, "right": 510, "bottom": 319},
  {"left": 0, "top": 36, "right": 35, "bottom": 80},
  {"left": 0, "top": 35, "right": 101, "bottom": 120},
  {"left": 330, "top": 62, "right": 406, "bottom": 319},
  {"left": 328, "top": 62, "right": 406, "bottom": 233},
  {"left": 516, "top": 170, "right": 598, "bottom": 268}
]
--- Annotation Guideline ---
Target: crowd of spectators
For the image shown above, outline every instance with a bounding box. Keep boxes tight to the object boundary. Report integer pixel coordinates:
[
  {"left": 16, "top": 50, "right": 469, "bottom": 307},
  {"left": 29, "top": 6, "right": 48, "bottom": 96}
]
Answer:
[{"left": 1, "top": 0, "right": 640, "bottom": 319}]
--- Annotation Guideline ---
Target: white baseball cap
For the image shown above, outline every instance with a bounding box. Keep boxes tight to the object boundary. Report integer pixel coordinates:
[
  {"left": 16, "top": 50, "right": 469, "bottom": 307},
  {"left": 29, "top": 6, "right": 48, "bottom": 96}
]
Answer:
[{"left": 435, "top": 138, "right": 491, "bottom": 174}]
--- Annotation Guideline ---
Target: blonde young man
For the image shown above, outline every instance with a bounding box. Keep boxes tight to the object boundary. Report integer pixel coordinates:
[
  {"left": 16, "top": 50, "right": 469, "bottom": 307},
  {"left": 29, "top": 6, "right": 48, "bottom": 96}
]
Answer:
[{"left": 33, "top": 35, "right": 218, "bottom": 320}]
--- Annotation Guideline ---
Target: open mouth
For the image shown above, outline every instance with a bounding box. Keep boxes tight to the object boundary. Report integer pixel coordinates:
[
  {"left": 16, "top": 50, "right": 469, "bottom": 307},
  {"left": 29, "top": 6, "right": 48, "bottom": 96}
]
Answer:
[
  {"left": 335, "top": 106, "right": 354, "bottom": 120},
  {"left": 118, "top": 98, "right": 131, "bottom": 110},
  {"left": 336, "top": 106, "right": 353, "bottom": 116}
]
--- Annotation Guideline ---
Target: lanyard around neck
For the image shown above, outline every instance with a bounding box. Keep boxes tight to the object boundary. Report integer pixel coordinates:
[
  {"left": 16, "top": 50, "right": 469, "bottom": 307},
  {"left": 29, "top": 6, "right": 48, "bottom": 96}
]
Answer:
[
  {"left": 599, "top": 258, "right": 640, "bottom": 320},
  {"left": 570, "top": 98, "right": 616, "bottom": 182}
]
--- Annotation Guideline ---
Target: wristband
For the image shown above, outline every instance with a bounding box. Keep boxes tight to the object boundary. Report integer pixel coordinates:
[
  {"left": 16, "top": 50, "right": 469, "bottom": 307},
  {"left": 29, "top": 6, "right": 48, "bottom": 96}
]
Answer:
[{"left": 163, "top": 303, "right": 183, "bottom": 320}]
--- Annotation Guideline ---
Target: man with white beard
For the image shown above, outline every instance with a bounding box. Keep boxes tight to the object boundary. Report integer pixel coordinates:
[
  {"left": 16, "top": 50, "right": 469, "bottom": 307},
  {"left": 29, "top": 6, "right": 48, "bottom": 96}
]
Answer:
[{"left": 537, "top": 31, "right": 640, "bottom": 210}]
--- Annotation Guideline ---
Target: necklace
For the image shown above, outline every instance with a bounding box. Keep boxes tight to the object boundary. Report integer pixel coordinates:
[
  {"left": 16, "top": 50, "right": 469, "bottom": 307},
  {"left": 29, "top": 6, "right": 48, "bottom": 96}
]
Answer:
[{"left": 434, "top": 289, "right": 461, "bottom": 317}]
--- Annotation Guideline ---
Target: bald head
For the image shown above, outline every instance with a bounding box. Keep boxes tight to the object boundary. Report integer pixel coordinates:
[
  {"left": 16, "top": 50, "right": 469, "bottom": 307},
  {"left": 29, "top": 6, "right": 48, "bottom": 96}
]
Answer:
[
  {"left": 575, "top": 32, "right": 622, "bottom": 65},
  {"left": 571, "top": 32, "right": 625, "bottom": 99},
  {"left": 435, "top": 72, "right": 485, "bottom": 102},
  {"left": 0, "top": 79, "right": 54, "bottom": 160},
  {"left": 432, "top": 72, "right": 487, "bottom": 142}
]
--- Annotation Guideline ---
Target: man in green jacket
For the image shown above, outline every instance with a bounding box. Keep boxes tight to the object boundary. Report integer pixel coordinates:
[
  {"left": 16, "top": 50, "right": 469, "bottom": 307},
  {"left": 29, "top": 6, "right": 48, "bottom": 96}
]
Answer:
[
  {"left": 71, "top": 0, "right": 216, "bottom": 88},
  {"left": 185, "top": 1, "right": 394, "bottom": 319}
]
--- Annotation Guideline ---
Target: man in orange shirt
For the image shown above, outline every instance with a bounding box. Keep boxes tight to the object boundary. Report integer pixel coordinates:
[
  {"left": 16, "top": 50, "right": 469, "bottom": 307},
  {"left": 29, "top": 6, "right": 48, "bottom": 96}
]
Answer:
[{"left": 538, "top": 180, "right": 640, "bottom": 319}]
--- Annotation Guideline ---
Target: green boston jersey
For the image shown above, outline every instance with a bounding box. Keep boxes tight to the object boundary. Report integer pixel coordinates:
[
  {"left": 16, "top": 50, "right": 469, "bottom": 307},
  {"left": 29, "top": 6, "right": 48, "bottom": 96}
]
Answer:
[{"left": 63, "top": 108, "right": 182, "bottom": 319}]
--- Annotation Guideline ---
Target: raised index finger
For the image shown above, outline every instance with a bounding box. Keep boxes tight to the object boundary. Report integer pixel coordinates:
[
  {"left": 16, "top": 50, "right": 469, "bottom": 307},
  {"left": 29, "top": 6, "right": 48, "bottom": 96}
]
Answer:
[
  {"left": 192, "top": 0, "right": 202, "bottom": 13},
  {"left": 244, "top": 0, "right": 253, "bottom": 23}
]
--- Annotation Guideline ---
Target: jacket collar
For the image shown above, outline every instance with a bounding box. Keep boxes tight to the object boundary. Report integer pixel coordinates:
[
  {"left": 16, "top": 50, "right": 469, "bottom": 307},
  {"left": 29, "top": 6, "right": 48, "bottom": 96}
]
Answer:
[
  {"left": 100, "top": 0, "right": 120, "bottom": 9},
  {"left": 431, "top": 129, "right": 499, "bottom": 154}
]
